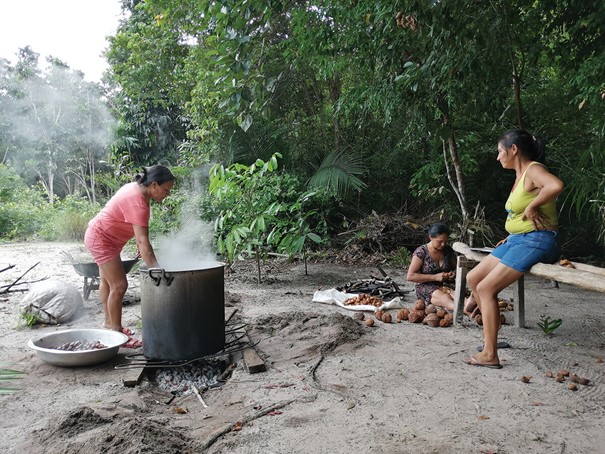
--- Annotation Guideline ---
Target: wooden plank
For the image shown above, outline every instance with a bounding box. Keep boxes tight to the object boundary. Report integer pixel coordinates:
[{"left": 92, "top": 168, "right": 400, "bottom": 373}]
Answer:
[
  {"left": 243, "top": 347, "right": 266, "bottom": 374},
  {"left": 122, "top": 364, "right": 147, "bottom": 387},
  {"left": 453, "top": 242, "right": 605, "bottom": 294},
  {"left": 453, "top": 256, "right": 468, "bottom": 326}
]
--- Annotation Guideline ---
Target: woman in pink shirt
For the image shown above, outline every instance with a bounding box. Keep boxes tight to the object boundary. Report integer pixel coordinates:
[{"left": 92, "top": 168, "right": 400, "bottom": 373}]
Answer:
[{"left": 84, "top": 165, "right": 175, "bottom": 348}]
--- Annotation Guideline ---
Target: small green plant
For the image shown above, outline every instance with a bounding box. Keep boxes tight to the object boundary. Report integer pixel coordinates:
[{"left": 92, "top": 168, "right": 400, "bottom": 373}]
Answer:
[
  {"left": 0, "top": 366, "right": 25, "bottom": 394},
  {"left": 17, "top": 311, "right": 42, "bottom": 329},
  {"left": 387, "top": 247, "right": 412, "bottom": 267},
  {"left": 538, "top": 315, "right": 563, "bottom": 335}
]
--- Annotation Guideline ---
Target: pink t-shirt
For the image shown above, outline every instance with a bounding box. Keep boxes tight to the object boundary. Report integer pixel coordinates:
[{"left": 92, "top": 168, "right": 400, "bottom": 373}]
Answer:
[{"left": 84, "top": 183, "right": 150, "bottom": 264}]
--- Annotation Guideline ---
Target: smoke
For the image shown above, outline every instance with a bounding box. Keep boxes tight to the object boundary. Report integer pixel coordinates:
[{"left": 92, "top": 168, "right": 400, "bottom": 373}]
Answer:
[
  {"left": 1, "top": 55, "right": 115, "bottom": 194},
  {"left": 154, "top": 167, "right": 222, "bottom": 271}
]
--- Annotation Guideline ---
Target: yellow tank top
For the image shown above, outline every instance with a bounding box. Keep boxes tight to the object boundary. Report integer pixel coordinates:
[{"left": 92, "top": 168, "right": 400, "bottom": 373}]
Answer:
[{"left": 504, "top": 162, "right": 558, "bottom": 234}]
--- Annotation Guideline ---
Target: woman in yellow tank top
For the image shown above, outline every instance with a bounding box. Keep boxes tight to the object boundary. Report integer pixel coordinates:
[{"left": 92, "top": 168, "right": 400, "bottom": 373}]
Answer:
[{"left": 463, "top": 129, "right": 564, "bottom": 369}]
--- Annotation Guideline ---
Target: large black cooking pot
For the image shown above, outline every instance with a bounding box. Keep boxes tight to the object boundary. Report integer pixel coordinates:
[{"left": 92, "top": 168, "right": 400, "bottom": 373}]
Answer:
[{"left": 140, "top": 262, "right": 225, "bottom": 361}]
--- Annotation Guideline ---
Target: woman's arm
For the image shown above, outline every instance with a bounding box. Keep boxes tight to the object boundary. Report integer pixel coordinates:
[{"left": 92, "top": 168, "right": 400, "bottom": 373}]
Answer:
[
  {"left": 407, "top": 255, "right": 446, "bottom": 283},
  {"left": 524, "top": 165, "right": 565, "bottom": 230},
  {"left": 133, "top": 225, "right": 160, "bottom": 268}
]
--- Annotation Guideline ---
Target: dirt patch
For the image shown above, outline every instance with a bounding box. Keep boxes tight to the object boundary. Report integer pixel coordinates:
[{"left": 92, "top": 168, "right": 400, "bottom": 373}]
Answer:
[
  {"left": 2, "top": 241, "right": 605, "bottom": 453},
  {"left": 249, "top": 311, "right": 366, "bottom": 365},
  {"left": 35, "top": 406, "right": 194, "bottom": 454}
]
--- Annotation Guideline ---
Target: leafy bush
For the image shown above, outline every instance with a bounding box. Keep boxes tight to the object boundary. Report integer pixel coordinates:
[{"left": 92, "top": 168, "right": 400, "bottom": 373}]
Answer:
[
  {"left": 38, "top": 195, "right": 101, "bottom": 241},
  {"left": 0, "top": 165, "right": 48, "bottom": 239},
  {"left": 208, "top": 154, "right": 335, "bottom": 281}
]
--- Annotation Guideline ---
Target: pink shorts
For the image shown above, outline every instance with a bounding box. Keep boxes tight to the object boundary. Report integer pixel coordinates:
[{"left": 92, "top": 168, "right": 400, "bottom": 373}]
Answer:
[{"left": 84, "top": 226, "right": 124, "bottom": 265}]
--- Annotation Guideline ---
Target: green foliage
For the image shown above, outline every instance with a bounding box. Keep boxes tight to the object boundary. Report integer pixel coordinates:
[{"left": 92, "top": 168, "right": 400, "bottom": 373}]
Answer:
[
  {"left": 386, "top": 247, "right": 412, "bottom": 268},
  {"left": 38, "top": 195, "right": 101, "bottom": 241},
  {"left": 537, "top": 315, "right": 563, "bottom": 335},
  {"left": 17, "top": 311, "right": 42, "bottom": 329},
  {"left": 208, "top": 153, "right": 332, "bottom": 281},
  {"left": 0, "top": 366, "right": 25, "bottom": 394},
  {"left": 209, "top": 153, "right": 284, "bottom": 277},
  {"left": 0, "top": 165, "right": 48, "bottom": 240}
]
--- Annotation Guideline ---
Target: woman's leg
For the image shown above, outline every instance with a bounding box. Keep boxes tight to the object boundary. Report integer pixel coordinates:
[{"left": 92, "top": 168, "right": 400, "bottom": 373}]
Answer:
[
  {"left": 429, "top": 290, "right": 455, "bottom": 311},
  {"left": 471, "top": 263, "right": 523, "bottom": 365},
  {"left": 98, "top": 257, "right": 128, "bottom": 331}
]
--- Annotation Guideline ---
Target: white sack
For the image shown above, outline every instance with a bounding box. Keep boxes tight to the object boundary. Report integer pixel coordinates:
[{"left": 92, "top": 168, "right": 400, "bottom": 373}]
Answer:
[
  {"left": 312, "top": 288, "right": 406, "bottom": 312},
  {"left": 19, "top": 280, "right": 83, "bottom": 324}
]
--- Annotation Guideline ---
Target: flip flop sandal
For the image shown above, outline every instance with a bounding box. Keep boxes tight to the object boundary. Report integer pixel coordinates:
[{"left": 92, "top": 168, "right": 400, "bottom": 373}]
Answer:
[
  {"left": 120, "top": 327, "right": 135, "bottom": 337},
  {"left": 464, "top": 355, "right": 502, "bottom": 369},
  {"left": 123, "top": 338, "right": 142, "bottom": 349},
  {"left": 477, "top": 341, "right": 511, "bottom": 352}
]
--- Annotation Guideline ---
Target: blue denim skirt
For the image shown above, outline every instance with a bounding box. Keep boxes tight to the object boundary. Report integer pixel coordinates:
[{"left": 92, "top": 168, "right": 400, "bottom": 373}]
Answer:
[{"left": 491, "top": 231, "right": 560, "bottom": 272}]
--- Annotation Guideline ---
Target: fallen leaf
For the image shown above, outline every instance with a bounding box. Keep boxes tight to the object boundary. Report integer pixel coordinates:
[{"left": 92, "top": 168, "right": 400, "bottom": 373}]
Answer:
[
  {"left": 267, "top": 410, "right": 283, "bottom": 416},
  {"left": 477, "top": 415, "right": 490, "bottom": 420},
  {"left": 233, "top": 421, "right": 244, "bottom": 431},
  {"left": 521, "top": 375, "right": 532, "bottom": 383}
]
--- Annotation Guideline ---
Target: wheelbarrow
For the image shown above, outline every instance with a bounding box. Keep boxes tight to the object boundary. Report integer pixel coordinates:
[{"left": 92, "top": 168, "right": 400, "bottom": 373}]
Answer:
[{"left": 62, "top": 251, "right": 139, "bottom": 300}]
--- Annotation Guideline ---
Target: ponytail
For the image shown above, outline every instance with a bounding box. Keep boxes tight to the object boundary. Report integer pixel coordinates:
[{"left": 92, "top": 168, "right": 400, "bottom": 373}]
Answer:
[{"left": 499, "top": 129, "right": 547, "bottom": 164}]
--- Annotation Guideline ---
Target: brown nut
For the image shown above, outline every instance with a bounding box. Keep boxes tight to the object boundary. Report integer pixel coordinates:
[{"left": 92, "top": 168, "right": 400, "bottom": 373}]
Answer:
[
  {"left": 520, "top": 375, "right": 532, "bottom": 383},
  {"left": 567, "top": 383, "right": 578, "bottom": 391},
  {"left": 381, "top": 313, "right": 392, "bottom": 323},
  {"left": 415, "top": 300, "right": 426, "bottom": 311},
  {"left": 424, "top": 313, "right": 440, "bottom": 327},
  {"left": 396, "top": 308, "right": 410, "bottom": 321},
  {"left": 365, "top": 318, "right": 375, "bottom": 327},
  {"left": 545, "top": 370, "right": 553, "bottom": 378},
  {"left": 354, "top": 312, "right": 365, "bottom": 321}
]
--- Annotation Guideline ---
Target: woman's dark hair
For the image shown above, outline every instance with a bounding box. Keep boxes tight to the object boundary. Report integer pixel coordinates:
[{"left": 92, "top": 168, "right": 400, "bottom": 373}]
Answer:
[
  {"left": 135, "top": 165, "right": 175, "bottom": 187},
  {"left": 499, "top": 129, "right": 547, "bottom": 164},
  {"left": 426, "top": 222, "right": 450, "bottom": 238}
]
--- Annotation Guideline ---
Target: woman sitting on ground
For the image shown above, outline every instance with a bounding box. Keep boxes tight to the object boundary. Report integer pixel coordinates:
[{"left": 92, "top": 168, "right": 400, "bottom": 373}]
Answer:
[{"left": 407, "top": 223, "right": 476, "bottom": 313}]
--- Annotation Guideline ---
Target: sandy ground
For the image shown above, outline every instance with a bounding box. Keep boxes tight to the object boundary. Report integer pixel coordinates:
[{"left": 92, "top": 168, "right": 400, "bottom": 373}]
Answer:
[{"left": 1, "top": 241, "right": 605, "bottom": 454}]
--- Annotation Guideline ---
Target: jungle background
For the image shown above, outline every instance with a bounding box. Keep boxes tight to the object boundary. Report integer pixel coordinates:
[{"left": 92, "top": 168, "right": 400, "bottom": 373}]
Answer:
[{"left": 1, "top": 0, "right": 604, "bottom": 265}]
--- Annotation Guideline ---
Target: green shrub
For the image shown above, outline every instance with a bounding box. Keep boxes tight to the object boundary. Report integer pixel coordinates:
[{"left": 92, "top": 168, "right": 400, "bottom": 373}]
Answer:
[
  {"left": 387, "top": 247, "right": 413, "bottom": 268},
  {"left": 38, "top": 195, "right": 100, "bottom": 241},
  {"left": 0, "top": 165, "right": 48, "bottom": 239}
]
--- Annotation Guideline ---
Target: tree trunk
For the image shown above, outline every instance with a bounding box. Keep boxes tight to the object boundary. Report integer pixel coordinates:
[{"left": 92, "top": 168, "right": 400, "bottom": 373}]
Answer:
[{"left": 440, "top": 106, "right": 470, "bottom": 235}]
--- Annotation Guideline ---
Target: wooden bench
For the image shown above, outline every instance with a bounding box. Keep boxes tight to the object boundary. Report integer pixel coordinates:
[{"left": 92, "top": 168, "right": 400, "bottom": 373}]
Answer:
[{"left": 451, "top": 242, "right": 605, "bottom": 328}]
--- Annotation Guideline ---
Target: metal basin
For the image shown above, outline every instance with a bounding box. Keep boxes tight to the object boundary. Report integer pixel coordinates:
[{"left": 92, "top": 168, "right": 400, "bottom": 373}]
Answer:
[{"left": 28, "top": 328, "right": 128, "bottom": 367}]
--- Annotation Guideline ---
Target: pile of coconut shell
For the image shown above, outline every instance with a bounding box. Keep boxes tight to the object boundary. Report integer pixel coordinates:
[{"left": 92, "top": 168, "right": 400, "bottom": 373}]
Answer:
[{"left": 354, "top": 299, "right": 454, "bottom": 328}]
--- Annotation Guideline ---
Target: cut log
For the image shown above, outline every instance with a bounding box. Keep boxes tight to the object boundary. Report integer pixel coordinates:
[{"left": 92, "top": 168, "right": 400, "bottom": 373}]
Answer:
[{"left": 243, "top": 347, "right": 266, "bottom": 374}]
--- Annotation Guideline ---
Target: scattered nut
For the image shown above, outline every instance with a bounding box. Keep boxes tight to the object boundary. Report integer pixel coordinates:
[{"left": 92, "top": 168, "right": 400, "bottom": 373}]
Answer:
[
  {"left": 545, "top": 370, "right": 553, "bottom": 378},
  {"left": 558, "top": 370, "right": 570, "bottom": 378},
  {"left": 570, "top": 374, "right": 590, "bottom": 386},
  {"left": 396, "top": 308, "right": 410, "bottom": 321},
  {"left": 415, "top": 300, "right": 426, "bottom": 311},
  {"left": 354, "top": 312, "right": 365, "bottom": 321},
  {"left": 520, "top": 375, "right": 532, "bottom": 383},
  {"left": 365, "top": 318, "right": 375, "bottom": 327},
  {"left": 381, "top": 312, "right": 392, "bottom": 323},
  {"left": 567, "top": 383, "right": 578, "bottom": 391}
]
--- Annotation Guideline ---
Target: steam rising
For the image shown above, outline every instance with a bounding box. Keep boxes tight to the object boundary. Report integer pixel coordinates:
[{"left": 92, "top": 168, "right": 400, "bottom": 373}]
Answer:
[
  {"left": 155, "top": 218, "right": 220, "bottom": 271},
  {"left": 154, "top": 169, "right": 222, "bottom": 271}
]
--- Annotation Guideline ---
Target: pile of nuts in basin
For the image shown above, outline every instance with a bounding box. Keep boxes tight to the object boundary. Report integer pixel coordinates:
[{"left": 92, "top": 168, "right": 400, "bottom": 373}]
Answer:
[{"left": 54, "top": 340, "right": 108, "bottom": 351}]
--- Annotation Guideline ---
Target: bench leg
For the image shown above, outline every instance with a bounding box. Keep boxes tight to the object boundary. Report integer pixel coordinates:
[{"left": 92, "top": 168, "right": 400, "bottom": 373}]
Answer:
[
  {"left": 513, "top": 275, "right": 525, "bottom": 328},
  {"left": 453, "top": 257, "right": 468, "bottom": 326}
]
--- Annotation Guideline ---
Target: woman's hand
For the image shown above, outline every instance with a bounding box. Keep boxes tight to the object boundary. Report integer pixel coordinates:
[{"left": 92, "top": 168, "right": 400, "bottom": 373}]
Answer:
[
  {"left": 496, "top": 237, "right": 508, "bottom": 247},
  {"left": 522, "top": 205, "right": 551, "bottom": 231}
]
